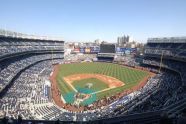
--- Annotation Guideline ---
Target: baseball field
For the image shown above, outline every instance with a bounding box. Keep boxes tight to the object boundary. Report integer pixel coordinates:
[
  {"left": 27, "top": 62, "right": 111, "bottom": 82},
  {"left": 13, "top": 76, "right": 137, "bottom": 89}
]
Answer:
[{"left": 54, "top": 62, "right": 151, "bottom": 106}]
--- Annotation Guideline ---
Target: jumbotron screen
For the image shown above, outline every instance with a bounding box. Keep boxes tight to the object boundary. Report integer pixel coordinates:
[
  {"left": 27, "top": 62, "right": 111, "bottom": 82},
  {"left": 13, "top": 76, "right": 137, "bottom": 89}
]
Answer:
[{"left": 99, "top": 44, "right": 115, "bottom": 53}]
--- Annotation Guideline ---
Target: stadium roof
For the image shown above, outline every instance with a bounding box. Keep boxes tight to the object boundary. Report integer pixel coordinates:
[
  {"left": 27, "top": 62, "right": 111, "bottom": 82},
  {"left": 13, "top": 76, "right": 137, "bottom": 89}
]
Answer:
[
  {"left": 0, "top": 29, "right": 64, "bottom": 42},
  {"left": 147, "top": 37, "right": 186, "bottom": 43}
]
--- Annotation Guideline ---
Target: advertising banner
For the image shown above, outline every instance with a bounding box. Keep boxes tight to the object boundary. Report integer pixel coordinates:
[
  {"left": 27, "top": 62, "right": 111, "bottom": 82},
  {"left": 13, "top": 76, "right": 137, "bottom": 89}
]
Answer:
[
  {"left": 85, "top": 48, "right": 91, "bottom": 53},
  {"left": 90, "top": 46, "right": 100, "bottom": 53},
  {"left": 74, "top": 48, "right": 80, "bottom": 53},
  {"left": 80, "top": 48, "right": 85, "bottom": 53}
]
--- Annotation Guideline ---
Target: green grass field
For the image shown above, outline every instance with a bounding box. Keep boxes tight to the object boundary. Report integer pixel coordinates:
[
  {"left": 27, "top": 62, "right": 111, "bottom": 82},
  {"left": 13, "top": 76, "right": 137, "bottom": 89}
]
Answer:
[
  {"left": 56, "top": 62, "right": 150, "bottom": 102},
  {"left": 72, "top": 78, "right": 109, "bottom": 93}
]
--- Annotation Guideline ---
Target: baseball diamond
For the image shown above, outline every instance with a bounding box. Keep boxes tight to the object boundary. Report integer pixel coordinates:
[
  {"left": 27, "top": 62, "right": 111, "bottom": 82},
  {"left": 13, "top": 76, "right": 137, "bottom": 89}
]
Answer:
[{"left": 50, "top": 62, "right": 154, "bottom": 111}]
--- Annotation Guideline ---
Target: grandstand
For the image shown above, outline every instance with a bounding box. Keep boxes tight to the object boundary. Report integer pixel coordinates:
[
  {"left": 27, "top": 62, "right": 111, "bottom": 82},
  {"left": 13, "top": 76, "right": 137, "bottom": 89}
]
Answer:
[
  {"left": 144, "top": 37, "right": 186, "bottom": 86},
  {"left": 140, "top": 37, "right": 186, "bottom": 117},
  {"left": 0, "top": 30, "right": 64, "bottom": 120}
]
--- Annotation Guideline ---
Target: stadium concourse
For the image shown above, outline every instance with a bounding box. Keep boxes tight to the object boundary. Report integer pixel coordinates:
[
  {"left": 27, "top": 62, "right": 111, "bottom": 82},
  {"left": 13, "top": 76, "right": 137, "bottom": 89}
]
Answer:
[{"left": 0, "top": 32, "right": 186, "bottom": 124}]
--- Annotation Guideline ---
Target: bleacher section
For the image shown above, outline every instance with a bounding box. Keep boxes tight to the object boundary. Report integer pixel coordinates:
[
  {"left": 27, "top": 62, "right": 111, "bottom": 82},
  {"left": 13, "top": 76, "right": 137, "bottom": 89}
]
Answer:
[
  {"left": 140, "top": 37, "right": 186, "bottom": 121},
  {"left": 144, "top": 37, "right": 186, "bottom": 86},
  {"left": 0, "top": 35, "right": 64, "bottom": 90},
  {"left": 0, "top": 37, "right": 64, "bottom": 61},
  {"left": 144, "top": 37, "right": 186, "bottom": 61},
  {"left": 0, "top": 35, "right": 64, "bottom": 119}
]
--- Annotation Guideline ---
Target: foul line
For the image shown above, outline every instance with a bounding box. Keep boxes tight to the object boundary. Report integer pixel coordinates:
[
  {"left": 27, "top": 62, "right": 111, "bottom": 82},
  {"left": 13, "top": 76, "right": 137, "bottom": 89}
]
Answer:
[
  {"left": 63, "top": 77, "right": 78, "bottom": 92},
  {"left": 90, "top": 86, "right": 118, "bottom": 95},
  {"left": 60, "top": 94, "right": 66, "bottom": 103}
]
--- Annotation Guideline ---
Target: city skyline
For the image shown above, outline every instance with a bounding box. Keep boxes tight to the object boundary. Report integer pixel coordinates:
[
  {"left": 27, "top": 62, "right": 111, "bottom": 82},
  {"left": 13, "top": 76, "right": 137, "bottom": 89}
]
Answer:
[{"left": 0, "top": 0, "right": 186, "bottom": 43}]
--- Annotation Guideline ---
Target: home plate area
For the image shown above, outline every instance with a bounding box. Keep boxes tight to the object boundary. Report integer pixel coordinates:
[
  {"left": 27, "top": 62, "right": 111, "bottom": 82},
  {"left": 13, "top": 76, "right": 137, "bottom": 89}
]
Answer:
[
  {"left": 63, "top": 88, "right": 97, "bottom": 106},
  {"left": 62, "top": 73, "right": 124, "bottom": 105}
]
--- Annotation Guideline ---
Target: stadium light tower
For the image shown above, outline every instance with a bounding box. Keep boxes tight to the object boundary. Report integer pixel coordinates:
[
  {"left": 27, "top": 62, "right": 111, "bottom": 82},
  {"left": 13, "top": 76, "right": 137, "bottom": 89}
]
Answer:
[
  {"left": 52, "top": 48, "right": 54, "bottom": 64},
  {"left": 159, "top": 51, "right": 164, "bottom": 73},
  {"left": 4, "top": 25, "right": 7, "bottom": 37}
]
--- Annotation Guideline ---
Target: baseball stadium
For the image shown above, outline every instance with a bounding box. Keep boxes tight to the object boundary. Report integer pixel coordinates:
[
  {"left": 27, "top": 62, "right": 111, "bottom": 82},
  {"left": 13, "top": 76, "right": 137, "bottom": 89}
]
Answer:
[
  {"left": 0, "top": 30, "right": 186, "bottom": 124},
  {"left": 0, "top": 1, "right": 186, "bottom": 123}
]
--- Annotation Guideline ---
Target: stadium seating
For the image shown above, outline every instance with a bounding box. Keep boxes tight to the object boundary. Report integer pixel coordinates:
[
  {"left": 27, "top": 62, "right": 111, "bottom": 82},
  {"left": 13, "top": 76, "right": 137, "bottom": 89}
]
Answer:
[
  {"left": 0, "top": 35, "right": 186, "bottom": 123},
  {"left": 0, "top": 37, "right": 64, "bottom": 58},
  {"left": 144, "top": 41, "right": 186, "bottom": 60},
  {"left": 140, "top": 39, "right": 186, "bottom": 122},
  {"left": 0, "top": 35, "right": 65, "bottom": 120}
]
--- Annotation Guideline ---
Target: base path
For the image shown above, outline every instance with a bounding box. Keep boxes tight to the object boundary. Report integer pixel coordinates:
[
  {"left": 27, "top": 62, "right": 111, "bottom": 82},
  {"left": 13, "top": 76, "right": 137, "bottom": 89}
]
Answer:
[
  {"left": 63, "top": 73, "right": 124, "bottom": 89},
  {"left": 90, "top": 87, "right": 112, "bottom": 95},
  {"left": 63, "top": 77, "right": 78, "bottom": 92}
]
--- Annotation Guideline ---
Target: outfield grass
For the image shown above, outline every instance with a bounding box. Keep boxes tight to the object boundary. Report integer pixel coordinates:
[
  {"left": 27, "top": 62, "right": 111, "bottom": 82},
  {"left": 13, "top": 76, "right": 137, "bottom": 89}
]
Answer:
[
  {"left": 72, "top": 78, "right": 109, "bottom": 93},
  {"left": 56, "top": 62, "right": 149, "bottom": 101}
]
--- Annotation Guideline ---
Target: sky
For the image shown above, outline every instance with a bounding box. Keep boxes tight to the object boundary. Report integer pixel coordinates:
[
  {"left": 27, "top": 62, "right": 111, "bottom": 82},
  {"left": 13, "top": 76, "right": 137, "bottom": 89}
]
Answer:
[{"left": 0, "top": 0, "right": 186, "bottom": 43}]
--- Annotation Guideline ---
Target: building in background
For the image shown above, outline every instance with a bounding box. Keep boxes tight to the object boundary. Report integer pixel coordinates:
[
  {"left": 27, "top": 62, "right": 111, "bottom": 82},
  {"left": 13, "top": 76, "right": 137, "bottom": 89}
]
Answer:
[
  {"left": 116, "top": 35, "right": 144, "bottom": 56},
  {"left": 94, "top": 39, "right": 101, "bottom": 45},
  {"left": 117, "top": 35, "right": 133, "bottom": 47},
  {"left": 65, "top": 36, "right": 144, "bottom": 56}
]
